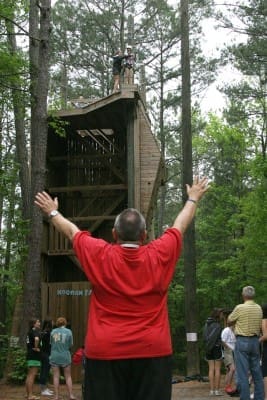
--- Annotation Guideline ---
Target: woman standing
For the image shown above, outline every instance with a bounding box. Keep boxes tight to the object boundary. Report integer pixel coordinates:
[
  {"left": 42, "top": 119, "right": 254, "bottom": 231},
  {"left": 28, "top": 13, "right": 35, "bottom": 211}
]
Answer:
[
  {"left": 40, "top": 319, "right": 53, "bottom": 396},
  {"left": 50, "top": 317, "right": 75, "bottom": 400},
  {"left": 123, "top": 46, "right": 135, "bottom": 84},
  {"left": 25, "top": 318, "right": 41, "bottom": 400},
  {"left": 203, "top": 308, "right": 224, "bottom": 396}
]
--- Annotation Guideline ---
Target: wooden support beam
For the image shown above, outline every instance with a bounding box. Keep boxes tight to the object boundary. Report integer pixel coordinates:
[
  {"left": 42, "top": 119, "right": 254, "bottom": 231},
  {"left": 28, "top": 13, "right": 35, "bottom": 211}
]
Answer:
[
  {"left": 127, "top": 105, "right": 135, "bottom": 207},
  {"left": 88, "top": 193, "right": 126, "bottom": 232},
  {"left": 49, "top": 184, "right": 127, "bottom": 193},
  {"left": 80, "top": 131, "right": 125, "bottom": 181},
  {"left": 48, "top": 153, "right": 122, "bottom": 161},
  {"left": 69, "top": 215, "right": 117, "bottom": 222}
]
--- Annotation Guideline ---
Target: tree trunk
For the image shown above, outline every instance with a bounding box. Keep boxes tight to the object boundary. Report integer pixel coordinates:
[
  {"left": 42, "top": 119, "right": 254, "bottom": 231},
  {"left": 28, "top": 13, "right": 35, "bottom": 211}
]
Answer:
[
  {"left": 3, "top": 13, "right": 31, "bottom": 376},
  {"left": 5, "top": 18, "right": 31, "bottom": 221},
  {"left": 0, "top": 109, "right": 6, "bottom": 335},
  {"left": 158, "top": 39, "right": 166, "bottom": 235},
  {"left": 20, "top": 0, "right": 51, "bottom": 344},
  {"left": 180, "top": 0, "right": 200, "bottom": 376}
]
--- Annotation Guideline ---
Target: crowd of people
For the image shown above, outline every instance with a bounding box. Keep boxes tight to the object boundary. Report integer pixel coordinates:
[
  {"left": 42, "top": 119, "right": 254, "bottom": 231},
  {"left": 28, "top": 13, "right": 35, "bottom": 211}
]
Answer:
[
  {"left": 203, "top": 286, "right": 267, "bottom": 400},
  {"left": 25, "top": 317, "right": 75, "bottom": 400}
]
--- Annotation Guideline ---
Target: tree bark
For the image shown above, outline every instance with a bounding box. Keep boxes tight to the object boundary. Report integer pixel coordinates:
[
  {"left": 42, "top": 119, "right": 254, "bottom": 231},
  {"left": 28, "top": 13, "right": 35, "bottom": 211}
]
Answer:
[
  {"left": 20, "top": 0, "right": 51, "bottom": 344},
  {"left": 158, "top": 36, "right": 166, "bottom": 235},
  {"left": 180, "top": 0, "right": 200, "bottom": 376},
  {"left": 5, "top": 18, "right": 31, "bottom": 220}
]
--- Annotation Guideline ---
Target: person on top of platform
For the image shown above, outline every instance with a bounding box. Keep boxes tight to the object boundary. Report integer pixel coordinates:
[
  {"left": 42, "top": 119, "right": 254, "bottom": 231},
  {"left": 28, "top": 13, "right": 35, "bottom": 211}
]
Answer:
[
  {"left": 34, "top": 176, "right": 209, "bottom": 400},
  {"left": 123, "top": 45, "right": 135, "bottom": 85},
  {"left": 112, "top": 49, "right": 126, "bottom": 92}
]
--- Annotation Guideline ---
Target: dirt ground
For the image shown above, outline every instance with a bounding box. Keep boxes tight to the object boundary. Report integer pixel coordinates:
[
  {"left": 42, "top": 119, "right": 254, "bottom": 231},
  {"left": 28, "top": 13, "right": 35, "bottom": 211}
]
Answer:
[{"left": 0, "top": 380, "right": 235, "bottom": 400}]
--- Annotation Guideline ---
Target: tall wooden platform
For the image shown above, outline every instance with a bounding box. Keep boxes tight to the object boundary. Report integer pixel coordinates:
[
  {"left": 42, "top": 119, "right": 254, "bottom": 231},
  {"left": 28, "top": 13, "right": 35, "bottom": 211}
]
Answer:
[{"left": 41, "top": 85, "right": 164, "bottom": 380}]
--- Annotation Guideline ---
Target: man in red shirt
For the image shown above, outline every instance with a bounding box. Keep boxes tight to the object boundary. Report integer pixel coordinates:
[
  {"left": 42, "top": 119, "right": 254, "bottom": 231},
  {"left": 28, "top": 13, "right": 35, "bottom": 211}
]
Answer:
[{"left": 35, "top": 176, "right": 209, "bottom": 400}]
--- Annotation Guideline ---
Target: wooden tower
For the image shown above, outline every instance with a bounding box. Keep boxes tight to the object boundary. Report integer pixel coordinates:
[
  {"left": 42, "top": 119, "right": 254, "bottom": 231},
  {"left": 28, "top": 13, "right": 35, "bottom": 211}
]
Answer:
[{"left": 41, "top": 85, "right": 164, "bottom": 381}]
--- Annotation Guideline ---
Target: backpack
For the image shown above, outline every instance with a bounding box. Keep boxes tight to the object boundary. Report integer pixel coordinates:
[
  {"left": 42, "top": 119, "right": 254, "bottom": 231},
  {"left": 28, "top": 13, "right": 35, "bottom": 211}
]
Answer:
[{"left": 203, "top": 321, "right": 221, "bottom": 352}]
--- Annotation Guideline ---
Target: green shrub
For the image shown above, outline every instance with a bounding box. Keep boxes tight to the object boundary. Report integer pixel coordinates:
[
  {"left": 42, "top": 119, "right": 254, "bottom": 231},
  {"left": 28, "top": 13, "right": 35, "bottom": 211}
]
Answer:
[
  {"left": 0, "top": 335, "right": 8, "bottom": 379},
  {"left": 7, "top": 346, "right": 27, "bottom": 384}
]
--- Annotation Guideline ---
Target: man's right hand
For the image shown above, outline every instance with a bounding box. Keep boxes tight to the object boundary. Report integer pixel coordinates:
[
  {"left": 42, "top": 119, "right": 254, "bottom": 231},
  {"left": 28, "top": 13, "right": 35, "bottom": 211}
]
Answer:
[
  {"left": 34, "top": 191, "right": 80, "bottom": 242},
  {"left": 35, "top": 191, "right": 58, "bottom": 218}
]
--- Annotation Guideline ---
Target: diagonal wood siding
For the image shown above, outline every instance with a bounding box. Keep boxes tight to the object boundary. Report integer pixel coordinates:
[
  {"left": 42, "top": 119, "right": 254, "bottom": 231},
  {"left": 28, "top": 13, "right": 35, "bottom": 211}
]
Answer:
[{"left": 138, "top": 101, "right": 163, "bottom": 232}]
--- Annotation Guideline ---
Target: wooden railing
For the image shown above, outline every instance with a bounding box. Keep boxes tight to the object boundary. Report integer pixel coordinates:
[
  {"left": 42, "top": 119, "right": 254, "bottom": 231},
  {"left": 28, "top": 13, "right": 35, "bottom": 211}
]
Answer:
[{"left": 48, "top": 224, "right": 74, "bottom": 255}]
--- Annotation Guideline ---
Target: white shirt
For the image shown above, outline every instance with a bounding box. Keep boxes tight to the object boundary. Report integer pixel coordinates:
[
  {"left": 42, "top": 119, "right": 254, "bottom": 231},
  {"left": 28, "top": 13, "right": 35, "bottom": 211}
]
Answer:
[{"left": 221, "top": 326, "right": 236, "bottom": 351}]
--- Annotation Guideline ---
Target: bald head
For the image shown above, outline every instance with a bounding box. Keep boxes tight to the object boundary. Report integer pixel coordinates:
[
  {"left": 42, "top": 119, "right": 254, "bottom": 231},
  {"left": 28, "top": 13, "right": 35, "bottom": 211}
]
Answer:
[{"left": 113, "top": 208, "right": 146, "bottom": 242}]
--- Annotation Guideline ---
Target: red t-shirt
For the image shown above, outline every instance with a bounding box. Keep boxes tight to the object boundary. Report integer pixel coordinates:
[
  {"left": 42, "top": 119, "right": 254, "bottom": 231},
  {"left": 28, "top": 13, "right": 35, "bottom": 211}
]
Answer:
[{"left": 73, "top": 227, "right": 182, "bottom": 359}]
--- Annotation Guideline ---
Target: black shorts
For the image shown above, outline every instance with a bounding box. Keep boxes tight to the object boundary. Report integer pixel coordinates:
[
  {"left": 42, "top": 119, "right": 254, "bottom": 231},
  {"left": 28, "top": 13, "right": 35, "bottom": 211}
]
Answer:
[
  {"left": 83, "top": 356, "right": 172, "bottom": 400},
  {"left": 112, "top": 68, "right": 121, "bottom": 75},
  {"left": 205, "top": 345, "right": 223, "bottom": 361}
]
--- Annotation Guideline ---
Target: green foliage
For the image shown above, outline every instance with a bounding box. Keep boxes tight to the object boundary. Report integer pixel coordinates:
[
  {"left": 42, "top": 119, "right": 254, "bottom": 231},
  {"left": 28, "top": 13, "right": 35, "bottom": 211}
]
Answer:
[
  {"left": 168, "top": 278, "right": 187, "bottom": 373},
  {"left": 7, "top": 346, "right": 27, "bottom": 384},
  {"left": 165, "top": 109, "right": 266, "bottom": 375},
  {"left": 195, "top": 114, "right": 266, "bottom": 317},
  {"left": 0, "top": 335, "right": 8, "bottom": 379},
  {"left": 48, "top": 113, "right": 69, "bottom": 138}
]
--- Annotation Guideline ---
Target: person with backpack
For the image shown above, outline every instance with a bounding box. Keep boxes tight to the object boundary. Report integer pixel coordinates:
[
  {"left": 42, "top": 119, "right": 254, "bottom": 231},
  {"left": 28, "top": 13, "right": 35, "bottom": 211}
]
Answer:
[{"left": 203, "top": 308, "right": 224, "bottom": 396}]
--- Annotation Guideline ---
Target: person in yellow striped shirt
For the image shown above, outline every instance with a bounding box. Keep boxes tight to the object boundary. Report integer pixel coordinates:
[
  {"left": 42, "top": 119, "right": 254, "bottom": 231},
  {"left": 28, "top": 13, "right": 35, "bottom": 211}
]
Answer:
[{"left": 228, "top": 286, "right": 264, "bottom": 400}]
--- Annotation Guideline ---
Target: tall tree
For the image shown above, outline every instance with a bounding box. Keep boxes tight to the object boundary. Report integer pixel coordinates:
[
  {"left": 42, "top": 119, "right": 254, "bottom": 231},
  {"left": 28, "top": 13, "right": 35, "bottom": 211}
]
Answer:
[
  {"left": 0, "top": 0, "right": 29, "bottom": 339},
  {"left": 217, "top": 0, "right": 266, "bottom": 159},
  {"left": 180, "top": 0, "right": 200, "bottom": 376},
  {"left": 19, "top": 0, "right": 51, "bottom": 343},
  {"left": 214, "top": 0, "right": 266, "bottom": 299}
]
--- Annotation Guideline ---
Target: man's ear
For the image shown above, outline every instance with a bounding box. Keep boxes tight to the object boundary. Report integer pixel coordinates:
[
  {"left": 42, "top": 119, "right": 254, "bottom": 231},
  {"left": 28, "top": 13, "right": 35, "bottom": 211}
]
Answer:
[
  {"left": 140, "top": 230, "right": 147, "bottom": 243},
  {"left": 112, "top": 228, "right": 118, "bottom": 242}
]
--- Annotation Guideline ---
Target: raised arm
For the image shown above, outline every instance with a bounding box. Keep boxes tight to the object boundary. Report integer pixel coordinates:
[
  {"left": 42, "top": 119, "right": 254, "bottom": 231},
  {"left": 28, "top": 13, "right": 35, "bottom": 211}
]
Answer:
[
  {"left": 34, "top": 191, "right": 80, "bottom": 242},
  {"left": 172, "top": 176, "right": 209, "bottom": 234}
]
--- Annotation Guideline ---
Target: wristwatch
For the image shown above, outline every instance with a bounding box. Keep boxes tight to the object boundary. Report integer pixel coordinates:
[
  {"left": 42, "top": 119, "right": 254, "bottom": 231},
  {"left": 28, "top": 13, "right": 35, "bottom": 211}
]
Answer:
[{"left": 49, "top": 210, "right": 59, "bottom": 218}]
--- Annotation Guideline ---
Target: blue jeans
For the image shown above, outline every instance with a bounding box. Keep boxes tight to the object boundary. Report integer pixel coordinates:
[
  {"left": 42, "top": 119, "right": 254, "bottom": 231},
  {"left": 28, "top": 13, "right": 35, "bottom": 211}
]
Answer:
[{"left": 234, "top": 336, "right": 264, "bottom": 400}]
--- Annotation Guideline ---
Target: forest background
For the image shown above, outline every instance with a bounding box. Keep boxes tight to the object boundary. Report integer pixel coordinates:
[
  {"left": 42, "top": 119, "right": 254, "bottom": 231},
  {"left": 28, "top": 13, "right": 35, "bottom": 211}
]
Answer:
[{"left": 0, "top": 0, "right": 266, "bottom": 381}]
